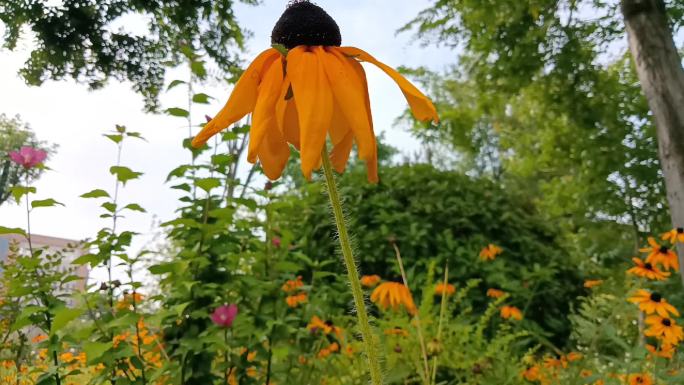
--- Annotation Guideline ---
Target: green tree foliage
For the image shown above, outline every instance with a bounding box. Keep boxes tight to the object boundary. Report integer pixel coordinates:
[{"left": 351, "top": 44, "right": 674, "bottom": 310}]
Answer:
[
  {"left": 0, "top": 114, "right": 53, "bottom": 207},
  {"left": 279, "top": 165, "right": 583, "bottom": 346},
  {"left": 401, "top": 1, "right": 679, "bottom": 241},
  {"left": 0, "top": 0, "right": 258, "bottom": 110}
]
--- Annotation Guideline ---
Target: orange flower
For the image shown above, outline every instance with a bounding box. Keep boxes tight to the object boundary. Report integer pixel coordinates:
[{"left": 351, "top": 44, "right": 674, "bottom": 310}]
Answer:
[
  {"left": 479, "top": 244, "right": 503, "bottom": 261},
  {"left": 285, "top": 292, "right": 308, "bottom": 308},
  {"left": 487, "top": 288, "right": 506, "bottom": 298},
  {"left": 31, "top": 334, "right": 47, "bottom": 344},
  {"left": 640, "top": 237, "right": 679, "bottom": 271},
  {"left": 628, "top": 289, "right": 680, "bottom": 318},
  {"left": 627, "top": 373, "right": 653, "bottom": 385},
  {"left": 500, "top": 305, "right": 523, "bottom": 321},
  {"left": 360, "top": 275, "right": 381, "bottom": 287},
  {"left": 282, "top": 276, "right": 304, "bottom": 293},
  {"left": 384, "top": 327, "right": 409, "bottom": 337},
  {"left": 370, "top": 282, "right": 417, "bottom": 315},
  {"left": 521, "top": 365, "right": 540, "bottom": 381},
  {"left": 627, "top": 257, "right": 670, "bottom": 280},
  {"left": 583, "top": 279, "right": 603, "bottom": 288},
  {"left": 318, "top": 342, "right": 339, "bottom": 359},
  {"left": 645, "top": 315, "right": 684, "bottom": 345},
  {"left": 646, "top": 343, "right": 675, "bottom": 359},
  {"left": 191, "top": 2, "right": 438, "bottom": 182},
  {"left": 434, "top": 283, "right": 456, "bottom": 296},
  {"left": 307, "top": 316, "right": 343, "bottom": 340},
  {"left": 565, "top": 352, "right": 582, "bottom": 362},
  {"left": 580, "top": 369, "right": 593, "bottom": 377},
  {"left": 662, "top": 227, "right": 684, "bottom": 245}
]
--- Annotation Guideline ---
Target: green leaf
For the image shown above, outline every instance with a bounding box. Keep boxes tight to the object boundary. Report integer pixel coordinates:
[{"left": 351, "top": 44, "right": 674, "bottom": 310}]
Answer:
[
  {"left": 167, "top": 79, "right": 187, "bottom": 91},
  {"left": 31, "top": 199, "right": 64, "bottom": 208},
  {"left": 0, "top": 226, "right": 26, "bottom": 237},
  {"left": 50, "top": 308, "right": 83, "bottom": 335},
  {"left": 195, "top": 177, "right": 221, "bottom": 193},
  {"left": 122, "top": 203, "right": 146, "bottom": 213},
  {"left": 104, "top": 134, "right": 123, "bottom": 144},
  {"left": 11, "top": 186, "right": 36, "bottom": 203},
  {"left": 192, "top": 93, "right": 212, "bottom": 104},
  {"left": 81, "top": 189, "right": 110, "bottom": 199},
  {"left": 273, "top": 261, "right": 301, "bottom": 273},
  {"left": 149, "top": 262, "right": 184, "bottom": 275},
  {"left": 101, "top": 202, "right": 117, "bottom": 213},
  {"left": 72, "top": 254, "right": 102, "bottom": 267},
  {"left": 166, "top": 107, "right": 190, "bottom": 117},
  {"left": 191, "top": 61, "right": 207, "bottom": 78},
  {"left": 211, "top": 154, "right": 234, "bottom": 166},
  {"left": 83, "top": 341, "right": 112, "bottom": 363},
  {"left": 110, "top": 166, "right": 143, "bottom": 185}
]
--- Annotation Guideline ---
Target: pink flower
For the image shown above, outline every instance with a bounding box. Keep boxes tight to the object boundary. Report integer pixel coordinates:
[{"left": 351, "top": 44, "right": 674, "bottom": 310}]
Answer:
[
  {"left": 272, "top": 237, "right": 281, "bottom": 248},
  {"left": 9, "top": 146, "right": 47, "bottom": 169},
  {"left": 211, "top": 304, "right": 238, "bottom": 328}
]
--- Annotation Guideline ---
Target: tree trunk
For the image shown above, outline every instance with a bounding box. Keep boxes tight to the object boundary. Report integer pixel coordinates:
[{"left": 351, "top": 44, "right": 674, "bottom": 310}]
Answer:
[{"left": 621, "top": 0, "right": 684, "bottom": 285}]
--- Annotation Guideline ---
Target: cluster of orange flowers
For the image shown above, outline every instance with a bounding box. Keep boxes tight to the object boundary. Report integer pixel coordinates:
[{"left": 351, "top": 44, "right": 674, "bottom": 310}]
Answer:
[
  {"left": 282, "top": 276, "right": 308, "bottom": 308},
  {"left": 305, "top": 316, "right": 353, "bottom": 360},
  {"left": 626, "top": 229, "right": 684, "bottom": 359},
  {"left": 521, "top": 352, "right": 590, "bottom": 384}
]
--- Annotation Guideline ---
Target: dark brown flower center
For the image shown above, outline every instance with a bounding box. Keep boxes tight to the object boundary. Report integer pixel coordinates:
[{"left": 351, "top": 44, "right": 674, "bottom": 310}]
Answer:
[
  {"left": 271, "top": 1, "right": 342, "bottom": 49},
  {"left": 650, "top": 292, "right": 662, "bottom": 302},
  {"left": 678, "top": 227, "right": 683, "bottom": 233},
  {"left": 660, "top": 246, "right": 669, "bottom": 253},
  {"left": 644, "top": 263, "right": 653, "bottom": 270},
  {"left": 662, "top": 318, "right": 672, "bottom": 327}
]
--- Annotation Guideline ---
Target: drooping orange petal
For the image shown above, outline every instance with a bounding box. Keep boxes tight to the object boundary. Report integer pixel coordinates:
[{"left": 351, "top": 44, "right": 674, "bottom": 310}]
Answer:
[
  {"left": 275, "top": 78, "right": 301, "bottom": 150},
  {"left": 256, "top": 118, "right": 290, "bottom": 180},
  {"left": 339, "top": 46, "right": 439, "bottom": 124},
  {"left": 328, "top": 101, "right": 354, "bottom": 173},
  {"left": 192, "top": 49, "right": 280, "bottom": 147},
  {"left": 322, "top": 48, "right": 374, "bottom": 161},
  {"left": 248, "top": 57, "right": 285, "bottom": 163},
  {"left": 287, "top": 46, "right": 333, "bottom": 179},
  {"left": 346, "top": 56, "right": 378, "bottom": 183}
]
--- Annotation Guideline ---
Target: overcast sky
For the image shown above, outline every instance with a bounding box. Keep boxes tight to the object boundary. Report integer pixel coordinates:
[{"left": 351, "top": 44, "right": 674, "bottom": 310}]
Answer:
[{"left": 0, "top": 1, "right": 451, "bottom": 249}]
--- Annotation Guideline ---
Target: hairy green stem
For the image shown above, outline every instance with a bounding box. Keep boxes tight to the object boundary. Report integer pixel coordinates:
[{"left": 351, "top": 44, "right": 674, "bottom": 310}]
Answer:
[
  {"left": 431, "top": 264, "right": 449, "bottom": 385},
  {"left": 320, "top": 148, "right": 383, "bottom": 385}
]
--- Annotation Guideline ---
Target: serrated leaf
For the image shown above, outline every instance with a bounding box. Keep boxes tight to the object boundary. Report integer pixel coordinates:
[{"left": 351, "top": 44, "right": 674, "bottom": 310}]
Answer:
[
  {"left": 122, "top": 203, "right": 146, "bottom": 213},
  {"left": 50, "top": 308, "right": 83, "bottom": 335},
  {"left": 11, "top": 186, "right": 36, "bottom": 203},
  {"left": 81, "top": 189, "right": 110, "bottom": 199},
  {"left": 192, "top": 93, "right": 212, "bottom": 104},
  {"left": 83, "top": 341, "right": 112, "bottom": 363},
  {"left": 195, "top": 177, "right": 221, "bottom": 193},
  {"left": 166, "top": 107, "right": 189, "bottom": 117},
  {"left": 110, "top": 166, "right": 143, "bottom": 185},
  {"left": 167, "top": 79, "right": 187, "bottom": 91},
  {"left": 0, "top": 226, "right": 26, "bottom": 237},
  {"left": 31, "top": 199, "right": 64, "bottom": 208}
]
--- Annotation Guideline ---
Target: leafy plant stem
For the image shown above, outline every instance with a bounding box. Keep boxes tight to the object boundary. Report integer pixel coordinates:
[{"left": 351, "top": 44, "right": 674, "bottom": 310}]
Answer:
[
  {"left": 392, "top": 241, "right": 430, "bottom": 385},
  {"left": 431, "top": 263, "right": 449, "bottom": 385},
  {"left": 320, "top": 147, "right": 383, "bottom": 385}
]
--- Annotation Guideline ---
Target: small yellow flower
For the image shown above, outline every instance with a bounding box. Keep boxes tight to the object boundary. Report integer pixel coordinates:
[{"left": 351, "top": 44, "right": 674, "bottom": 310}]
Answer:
[
  {"left": 628, "top": 289, "right": 680, "bottom": 318},
  {"left": 645, "top": 315, "right": 684, "bottom": 345},
  {"left": 627, "top": 373, "right": 653, "bottom": 385},
  {"left": 479, "top": 244, "right": 503, "bottom": 261},
  {"left": 627, "top": 257, "right": 670, "bottom": 280},
  {"left": 640, "top": 237, "right": 679, "bottom": 271},
  {"left": 646, "top": 343, "right": 675, "bottom": 359},
  {"left": 661, "top": 227, "right": 684, "bottom": 245}
]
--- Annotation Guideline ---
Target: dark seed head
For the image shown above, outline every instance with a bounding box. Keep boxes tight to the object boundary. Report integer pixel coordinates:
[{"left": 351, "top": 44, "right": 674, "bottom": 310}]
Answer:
[
  {"left": 650, "top": 292, "right": 662, "bottom": 302},
  {"left": 644, "top": 263, "right": 653, "bottom": 270},
  {"left": 677, "top": 227, "right": 683, "bottom": 233},
  {"left": 660, "top": 246, "right": 669, "bottom": 253},
  {"left": 663, "top": 318, "right": 672, "bottom": 327},
  {"left": 271, "top": 1, "right": 342, "bottom": 49},
  {"left": 324, "top": 320, "right": 334, "bottom": 327}
]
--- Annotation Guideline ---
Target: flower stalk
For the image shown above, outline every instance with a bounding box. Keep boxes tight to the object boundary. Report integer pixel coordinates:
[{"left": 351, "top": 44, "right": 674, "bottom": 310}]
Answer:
[{"left": 320, "top": 147, "right": 383, "bottom": 385}]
